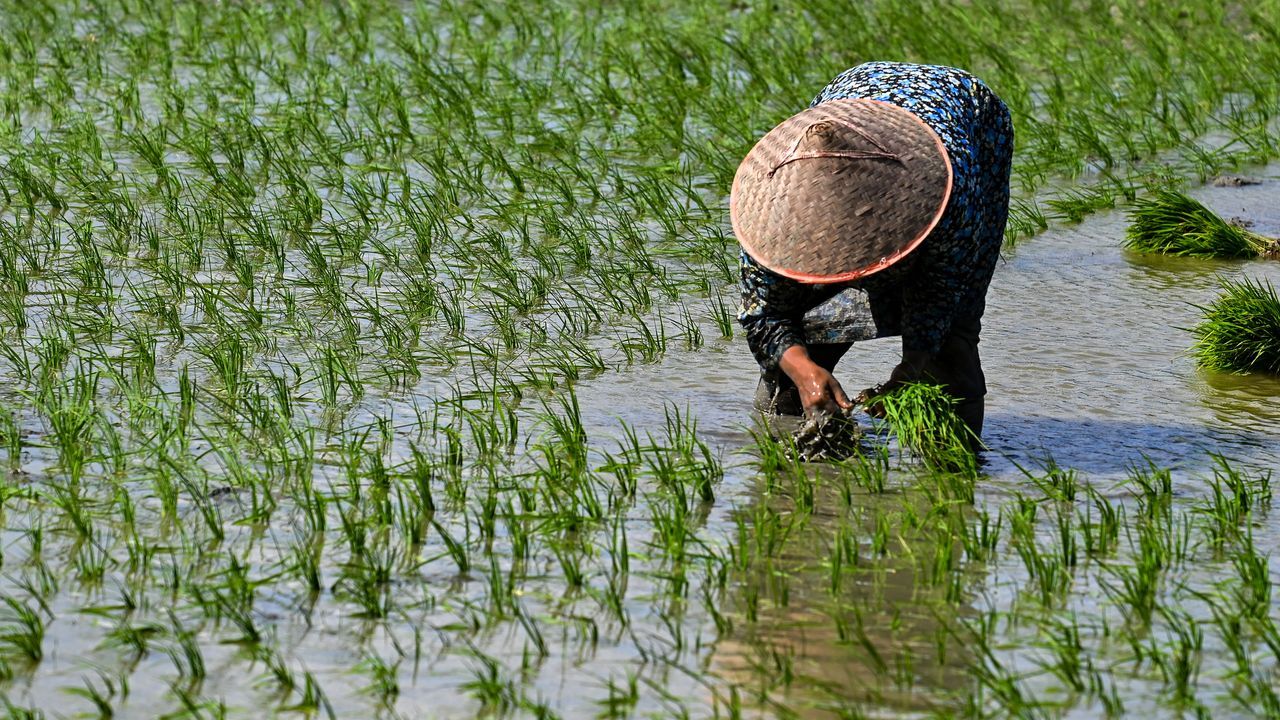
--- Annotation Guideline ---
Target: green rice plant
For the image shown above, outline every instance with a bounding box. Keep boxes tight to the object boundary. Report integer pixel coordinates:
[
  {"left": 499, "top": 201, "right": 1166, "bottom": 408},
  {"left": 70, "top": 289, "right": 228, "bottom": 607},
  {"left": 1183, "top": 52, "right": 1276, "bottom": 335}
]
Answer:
[
  {"left": 596, "top": 672, "right": 640, "bottom": 719},
  {"left": 1152, "top": 606, "right": 1204, "bottom": 707},
  {"left": 1027, "top": 457, "right": 1080, "bottom": 503},
  {"left": 832, "top": 443, "right": 891, "bottom": 496},
  {"left": 870, "top": 382, "right": 977, "bottom": 473},
  {"left": 946, "top": 611, "right": 1051, "bottom": 719},
  {"left": 282, "top": 669, "right": 335, "bottom": 719},
  {"left": 462, "top": 649, "right": 522, "bottom": 715},
  {"left": 1191, "top": 276, "right": 1280, "bottom": 374},
  {"left": 1008, "top": 497, "right": 1073, "bottom": 606},
  {"left": 708, "top": 294, "right": 735, "bottom": 339},
  {"left": 961, "top": 505, "right": 1001, "bottom": 562},
  {"left": 1005, "top": 197, "right": 1049, "bottom": 242},
  {"left": 1128, "top": 458, "right": 1174, "bottom": 520},
  {"left": 0, "top": 595, "right": 45, "bottom": 666},
  {"left": 746, "top": 423, "right": 812, "bottom": 499},
  {"left": 0, "top": 699, "right": 44, "bottom": 719},
  {"left": 1045, "top": 183, "right": 1117, "bottom": 224},
  {"left": 1194, "top": 455, "right": 1272, "bottom": 552},
  {"left": 358, "top": 652, "right": 401, "bottom": 710},
  {"left": 1207, "top": 522, "right": 1271, "bottom": 631},
  {"left": 0, "top": 403, "right": 21, "bottom": 473},
  {"left": 65, "top": 672, "right": 120, "bottom": 718},
  {"left": 656, "top": 405, "right": 721, "bottom": 504},
  {"left": 673, "top": 304, "right": 703, "bottom": 350},
  {"left": 1079, "top": 485, "right": 1121, "bottom": 559},
  {"left": 30, "top": 370, "right": 99, "bottom": 483},
  {"left": 1034, "top": 616, "right": 1088, "bottom": 695},
  {"left": 1124, "top": 188, "right": 1277, "bottom": 259},
  {"left": 430, "top": 518, "right": 471, "bottom": 575}
]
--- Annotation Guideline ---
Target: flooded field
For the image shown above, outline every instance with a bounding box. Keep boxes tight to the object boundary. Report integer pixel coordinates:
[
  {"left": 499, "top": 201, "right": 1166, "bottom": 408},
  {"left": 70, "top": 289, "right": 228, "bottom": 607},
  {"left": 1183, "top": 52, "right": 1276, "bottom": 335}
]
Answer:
[
  {"left": 571, "top": 173, "right": 1280, "bottom": 717},
  {"left": 2, "top": 0, "right": 1280, "bottom": 717}
]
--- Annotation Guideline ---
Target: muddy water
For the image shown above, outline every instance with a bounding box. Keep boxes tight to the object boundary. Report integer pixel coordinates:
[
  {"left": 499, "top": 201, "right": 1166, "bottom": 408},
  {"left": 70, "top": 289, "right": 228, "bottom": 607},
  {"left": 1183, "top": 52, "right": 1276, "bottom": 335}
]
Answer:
[{"left": 563, "top": 169, "right": 1280, "bottom": 715}]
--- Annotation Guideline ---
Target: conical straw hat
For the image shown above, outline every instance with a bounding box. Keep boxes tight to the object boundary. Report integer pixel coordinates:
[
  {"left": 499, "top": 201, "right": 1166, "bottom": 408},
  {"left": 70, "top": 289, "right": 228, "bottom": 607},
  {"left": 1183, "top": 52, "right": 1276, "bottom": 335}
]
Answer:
[{"left": 730, "top": 99, "right": 952, "bottom": 283}]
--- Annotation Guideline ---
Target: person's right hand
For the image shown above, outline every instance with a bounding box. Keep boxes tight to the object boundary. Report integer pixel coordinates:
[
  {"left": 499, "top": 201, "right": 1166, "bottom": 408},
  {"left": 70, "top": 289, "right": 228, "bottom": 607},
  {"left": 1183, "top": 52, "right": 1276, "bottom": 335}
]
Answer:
[{"left": 779, "top": 345, "right": 853, "bottom": 418}]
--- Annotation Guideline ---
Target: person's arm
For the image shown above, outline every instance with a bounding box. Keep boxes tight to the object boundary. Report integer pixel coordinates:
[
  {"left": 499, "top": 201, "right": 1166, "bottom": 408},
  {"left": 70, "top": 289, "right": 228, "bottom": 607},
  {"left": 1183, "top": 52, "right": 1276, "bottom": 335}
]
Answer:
[
  {"left": 738, "top": 252, "right": 853, "bottom": 416},
  {"left": 738, "top": 251, "right": 806, "bottom": 370},
  {"left": 862, "top": 229, "right": 993, "bottom": 413}
]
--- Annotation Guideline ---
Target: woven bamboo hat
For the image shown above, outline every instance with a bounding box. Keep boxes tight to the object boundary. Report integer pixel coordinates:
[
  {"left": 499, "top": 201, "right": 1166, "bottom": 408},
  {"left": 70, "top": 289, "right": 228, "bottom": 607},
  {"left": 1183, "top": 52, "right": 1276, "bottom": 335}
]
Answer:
[{"left": 730, "top": 98, "right": 952, "bottom": 283}]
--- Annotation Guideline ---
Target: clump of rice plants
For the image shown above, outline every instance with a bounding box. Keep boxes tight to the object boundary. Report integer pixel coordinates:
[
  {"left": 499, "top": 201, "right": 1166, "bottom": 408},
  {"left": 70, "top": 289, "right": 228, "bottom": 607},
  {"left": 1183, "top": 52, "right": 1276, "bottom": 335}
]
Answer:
[
  {"left": 1124, "top": 188, "right": 1278, "bottom": 259},
  {"left": 790, "top": 407, "right": 862, "bottom": 462},
  {"left": 1191, "top": 276, "right": 1280, "bottom": 375},
  {"left": 869, "top": 383, "right": 977, "bottom": 471}
]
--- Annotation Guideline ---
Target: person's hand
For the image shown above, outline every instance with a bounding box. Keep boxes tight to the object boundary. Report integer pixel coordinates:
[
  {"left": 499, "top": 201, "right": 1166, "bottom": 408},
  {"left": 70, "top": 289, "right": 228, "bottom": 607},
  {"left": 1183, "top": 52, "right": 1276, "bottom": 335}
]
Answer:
[
  {"left": 856, "top": 384, "right": 887, "bottom": 418},
  {"left": 779, "top": 346, "right": 854, "bottom": 418},
  {"left": 858, "top": 351, "right": 933, "bottom": 418},
  {"left": 795, "top": 365, "right": 853, "bottom": 418}
]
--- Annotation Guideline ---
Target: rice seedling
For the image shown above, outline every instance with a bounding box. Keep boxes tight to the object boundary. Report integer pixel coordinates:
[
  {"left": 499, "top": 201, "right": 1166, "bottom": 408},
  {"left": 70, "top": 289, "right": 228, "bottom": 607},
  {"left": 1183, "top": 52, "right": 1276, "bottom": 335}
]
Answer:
[
  {"left": 833, "top": 443, "right": 892, "bottom": 496},
  {"left": 1151, "top": 607, "right": 1204, "bottom": 708},
  {"left": 1046, "top": 184, "right": 1117, "bottom": 224},
  {"left": 1007, "top": 496, "right": 1073, "bottom": 606},
  {"left": 1034, "top": 616, "right": 1089, "bottom": 696},
  {"left": 1193, "top": 455, "right": 1272, "bottom": 553},
  {"left": 1124, "top": 188, "right": 1278, "bottom": 259},
  {"left": 868, "top": 383, "right": 977, "bottom": 474},
  {"left": 1191, "top": 276, "right": 1280, "bottom": 375},
  {"left": 1079, "top": 485, "right": 1121, "bottom": 559},
  {"left": 65, "top": 672, "right": 120, "bottom": 718},
  {"left": 0, "top": 595, "right": 45, "bottom": 665}
]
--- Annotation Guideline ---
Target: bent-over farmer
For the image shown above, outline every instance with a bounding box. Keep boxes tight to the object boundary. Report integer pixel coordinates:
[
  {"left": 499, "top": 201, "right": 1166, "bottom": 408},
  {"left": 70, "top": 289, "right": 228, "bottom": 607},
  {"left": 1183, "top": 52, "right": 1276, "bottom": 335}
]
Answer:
[{"left": 730, "top": 61, "right": 1013, "bottom": 441}]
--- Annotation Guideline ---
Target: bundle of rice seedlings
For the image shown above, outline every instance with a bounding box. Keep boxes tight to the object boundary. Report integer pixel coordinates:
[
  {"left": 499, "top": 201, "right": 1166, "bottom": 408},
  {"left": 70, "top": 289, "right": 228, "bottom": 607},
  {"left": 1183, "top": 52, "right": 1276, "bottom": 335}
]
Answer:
[
  {"left": 1192, "top": 276, "right": 1280, "bottom": 375},
  {"left": 791, "top": 407, "right": 862, "bottom": 462},
  {"left": 1124, "top": 188, "right": 1277, "bottom": 259},
  {"left": 871, "top": 383, "right": 977, "bottom": 472}
]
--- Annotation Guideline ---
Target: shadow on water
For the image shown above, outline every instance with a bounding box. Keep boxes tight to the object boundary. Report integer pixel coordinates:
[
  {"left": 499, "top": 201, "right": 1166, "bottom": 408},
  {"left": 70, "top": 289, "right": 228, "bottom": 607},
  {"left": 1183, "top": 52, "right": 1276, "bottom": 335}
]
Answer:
[{"left": 982, "top": 411, "right": 1280, "bottom": 478}]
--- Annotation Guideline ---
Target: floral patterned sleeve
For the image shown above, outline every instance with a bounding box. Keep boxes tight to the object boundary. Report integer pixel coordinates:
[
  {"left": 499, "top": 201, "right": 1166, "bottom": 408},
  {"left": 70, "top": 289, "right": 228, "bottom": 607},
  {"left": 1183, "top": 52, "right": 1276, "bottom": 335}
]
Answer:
[{"left": 737, "top": 250, "right": 829, "bottom": 370}]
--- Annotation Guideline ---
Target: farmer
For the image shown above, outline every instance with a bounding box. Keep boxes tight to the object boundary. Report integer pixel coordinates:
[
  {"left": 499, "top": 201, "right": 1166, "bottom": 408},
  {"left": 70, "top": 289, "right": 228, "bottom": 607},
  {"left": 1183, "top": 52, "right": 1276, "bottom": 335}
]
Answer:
[{"left": 731, "top": 62, "right": 1013, "bottom": 441}]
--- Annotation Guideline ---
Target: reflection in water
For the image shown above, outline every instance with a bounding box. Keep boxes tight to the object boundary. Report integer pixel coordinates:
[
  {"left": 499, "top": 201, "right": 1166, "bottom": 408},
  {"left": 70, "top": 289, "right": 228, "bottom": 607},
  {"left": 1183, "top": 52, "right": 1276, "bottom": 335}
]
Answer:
[
  {"left": 708, "top": 465, "right": 982, "bottom": 717},
  {"left": 1121, "top": 253, "right": 1239, "bottom": 293},
  {"left": 1198, "top": 369, "right": 1280, "bottom": 431}
]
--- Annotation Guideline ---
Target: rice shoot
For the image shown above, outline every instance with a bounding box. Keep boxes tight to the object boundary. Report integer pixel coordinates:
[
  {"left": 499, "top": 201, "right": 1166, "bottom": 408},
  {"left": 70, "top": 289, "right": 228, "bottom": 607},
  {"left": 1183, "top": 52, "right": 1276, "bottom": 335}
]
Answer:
[
  {"left": 871, "top": 383, "right": 977, "bottom": 471},
  {"left": 1124, "top": 188, "right": 1277, "bottom": 259},
  {"left": 1192, "top": 276, "right": 1280, "bottom": 375}
]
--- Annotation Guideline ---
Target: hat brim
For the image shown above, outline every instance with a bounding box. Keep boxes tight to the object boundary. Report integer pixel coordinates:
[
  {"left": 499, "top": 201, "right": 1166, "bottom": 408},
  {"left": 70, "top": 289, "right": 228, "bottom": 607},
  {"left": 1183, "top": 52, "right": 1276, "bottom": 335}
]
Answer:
[{"left": 730, "top": 98, "right": 953, "bottom": 284}]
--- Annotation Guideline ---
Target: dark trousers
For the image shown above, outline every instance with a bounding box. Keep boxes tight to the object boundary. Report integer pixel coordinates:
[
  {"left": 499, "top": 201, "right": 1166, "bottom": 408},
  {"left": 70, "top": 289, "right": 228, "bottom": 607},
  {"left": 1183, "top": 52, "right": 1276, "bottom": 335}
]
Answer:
[{"left": 755, "top": 317, "right": 987, "bottom": 438}]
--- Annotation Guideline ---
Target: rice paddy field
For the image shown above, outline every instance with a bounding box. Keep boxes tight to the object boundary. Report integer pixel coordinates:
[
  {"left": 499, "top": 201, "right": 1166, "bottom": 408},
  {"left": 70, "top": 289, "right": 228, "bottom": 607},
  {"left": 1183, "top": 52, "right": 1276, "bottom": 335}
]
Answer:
[{"left": 3, "top": 0, "right": 1280, "bottom": 717}]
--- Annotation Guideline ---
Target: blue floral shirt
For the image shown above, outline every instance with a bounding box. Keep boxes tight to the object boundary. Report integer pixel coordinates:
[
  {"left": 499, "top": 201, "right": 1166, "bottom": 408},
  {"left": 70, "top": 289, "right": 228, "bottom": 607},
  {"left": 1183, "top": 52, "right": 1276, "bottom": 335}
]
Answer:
[{"left": 738, "top": 62, "right": 1014, "bottom": 370}]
